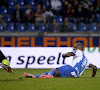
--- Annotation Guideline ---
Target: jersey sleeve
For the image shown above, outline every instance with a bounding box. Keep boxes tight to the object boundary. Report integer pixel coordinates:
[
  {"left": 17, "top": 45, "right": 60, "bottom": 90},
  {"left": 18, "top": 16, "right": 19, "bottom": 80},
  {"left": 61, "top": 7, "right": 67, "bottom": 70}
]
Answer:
[{"left": 72, "top": 50, "right": 82, "bottom": 57}]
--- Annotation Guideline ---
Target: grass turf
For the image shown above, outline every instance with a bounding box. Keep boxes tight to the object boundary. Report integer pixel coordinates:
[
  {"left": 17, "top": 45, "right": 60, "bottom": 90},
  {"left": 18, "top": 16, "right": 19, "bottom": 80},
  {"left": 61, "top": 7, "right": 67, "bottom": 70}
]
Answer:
[{"left": 0, "top": 69, "right": 100, "bottom": 90}]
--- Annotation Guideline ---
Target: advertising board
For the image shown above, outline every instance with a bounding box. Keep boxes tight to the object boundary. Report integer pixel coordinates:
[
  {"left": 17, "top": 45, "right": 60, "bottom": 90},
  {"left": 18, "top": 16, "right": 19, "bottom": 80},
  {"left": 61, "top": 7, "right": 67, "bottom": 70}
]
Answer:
[{"left": 0, "top": 47, "right": 99, "bottom": 68}]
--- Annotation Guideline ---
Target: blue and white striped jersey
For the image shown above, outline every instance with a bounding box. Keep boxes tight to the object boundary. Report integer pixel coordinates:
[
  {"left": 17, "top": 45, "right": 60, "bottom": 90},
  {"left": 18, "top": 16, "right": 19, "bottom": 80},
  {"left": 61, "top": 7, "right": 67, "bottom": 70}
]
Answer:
[{"left": 72, "top": 49, "right": 90, "bottom": 77}]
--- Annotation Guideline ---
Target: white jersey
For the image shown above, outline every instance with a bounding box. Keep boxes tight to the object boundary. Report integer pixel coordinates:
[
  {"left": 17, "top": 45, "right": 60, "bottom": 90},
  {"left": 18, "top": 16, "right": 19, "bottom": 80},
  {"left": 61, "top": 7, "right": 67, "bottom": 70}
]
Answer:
[{"left": 72, "top": 49, "right": 90, "bottom": 77}]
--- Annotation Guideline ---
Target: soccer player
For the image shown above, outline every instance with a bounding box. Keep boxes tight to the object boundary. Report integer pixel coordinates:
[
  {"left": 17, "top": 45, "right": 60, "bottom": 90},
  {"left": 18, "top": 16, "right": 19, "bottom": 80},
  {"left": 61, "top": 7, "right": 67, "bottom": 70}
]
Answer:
[
  {"left": 0, "top": 50, "right": 13, "bottom": 73},
  {"left": 23, "top": 43, "right": 97, "bottom": 78}
]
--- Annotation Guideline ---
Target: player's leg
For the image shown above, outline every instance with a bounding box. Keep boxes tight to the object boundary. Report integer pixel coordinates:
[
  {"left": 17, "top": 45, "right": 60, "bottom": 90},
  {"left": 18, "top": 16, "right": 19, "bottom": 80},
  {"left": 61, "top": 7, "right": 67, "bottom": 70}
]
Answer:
[
  {"left": 0, "top": 50, "right": 13, "bottom": 73},
  {"left": 23, "top": 73, "right": 35, "bottom": 78},
  {"left": 0, "top": 50, "right": 7, "bottom": 63},
  {"left": 23, "top": 69, "right": 56, "bottom": 78},
  {"left": 48, "top": 69, "right": 56, "bottom": 75},
  {"left": 38, "top": 69, "right": 56, "bottom": 78},
  {"left": 23, "top": 72, "right": 48, "bottom": 78}
]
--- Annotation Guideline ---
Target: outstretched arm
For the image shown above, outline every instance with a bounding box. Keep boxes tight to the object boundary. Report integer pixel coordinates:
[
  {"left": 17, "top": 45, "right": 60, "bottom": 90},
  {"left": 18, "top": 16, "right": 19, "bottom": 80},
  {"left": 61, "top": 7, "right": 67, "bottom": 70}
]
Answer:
[
  {"left": 89, "top": 64, "right": 97, "bottom": 77},
  {"left": 62, "top": 52, "right": 75, "bottom": 58}
]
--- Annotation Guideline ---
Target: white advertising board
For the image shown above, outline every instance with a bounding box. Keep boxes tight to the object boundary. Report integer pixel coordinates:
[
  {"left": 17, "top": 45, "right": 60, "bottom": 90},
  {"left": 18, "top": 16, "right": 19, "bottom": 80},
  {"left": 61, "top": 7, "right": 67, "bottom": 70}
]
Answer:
[{"left": 0, "top": 47, "right": 100, "bottom": 68}]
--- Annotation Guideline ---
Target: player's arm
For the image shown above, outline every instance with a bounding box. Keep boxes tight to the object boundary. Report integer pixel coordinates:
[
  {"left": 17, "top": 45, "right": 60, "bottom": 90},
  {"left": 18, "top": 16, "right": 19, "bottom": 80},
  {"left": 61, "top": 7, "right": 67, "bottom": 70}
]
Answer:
[
  {"left": 62, "top": 52, "right": 75, "bottom": 58},
  {"left": 89, "top": 64, "right": 97, "bottom": 77}
]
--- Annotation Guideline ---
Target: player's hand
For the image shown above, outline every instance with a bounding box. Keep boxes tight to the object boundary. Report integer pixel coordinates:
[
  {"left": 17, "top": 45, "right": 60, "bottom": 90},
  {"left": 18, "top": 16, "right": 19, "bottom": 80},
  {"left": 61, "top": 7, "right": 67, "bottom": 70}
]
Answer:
[{"left": 62, "top": 54, "right": 66, "bottom": 58}]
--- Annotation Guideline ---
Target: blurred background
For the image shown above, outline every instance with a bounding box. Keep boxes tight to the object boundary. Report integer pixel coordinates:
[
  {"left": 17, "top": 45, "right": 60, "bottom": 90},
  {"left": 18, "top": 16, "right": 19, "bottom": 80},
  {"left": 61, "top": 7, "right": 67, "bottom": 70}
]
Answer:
[{"left": 0, "top": 0, "right": 100, "bottom": 34}]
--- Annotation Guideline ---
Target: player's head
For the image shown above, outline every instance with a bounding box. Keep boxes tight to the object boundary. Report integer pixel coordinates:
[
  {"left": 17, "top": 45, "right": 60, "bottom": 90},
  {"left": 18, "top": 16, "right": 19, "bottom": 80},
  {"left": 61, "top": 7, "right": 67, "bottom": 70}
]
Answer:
[{"left": 74, "top": 43, "right": 84, "bottom": 51}]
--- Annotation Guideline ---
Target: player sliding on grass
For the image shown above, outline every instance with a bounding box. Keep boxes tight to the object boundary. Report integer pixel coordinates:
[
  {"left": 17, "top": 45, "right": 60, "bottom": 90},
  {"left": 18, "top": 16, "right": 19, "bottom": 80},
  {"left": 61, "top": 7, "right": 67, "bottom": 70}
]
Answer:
[
  {"left": 23, "top": 43, "right": 97, "bottom": 78},
  {"left": 0, "top": 50, "right": 13, "bottom": 73}
]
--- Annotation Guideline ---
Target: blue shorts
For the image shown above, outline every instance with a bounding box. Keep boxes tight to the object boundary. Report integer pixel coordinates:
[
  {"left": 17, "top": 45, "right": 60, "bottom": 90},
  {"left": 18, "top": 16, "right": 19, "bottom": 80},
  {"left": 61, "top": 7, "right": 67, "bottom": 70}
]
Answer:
[{"left": 58, "top": 65, "right": 77, "bottom": 77}]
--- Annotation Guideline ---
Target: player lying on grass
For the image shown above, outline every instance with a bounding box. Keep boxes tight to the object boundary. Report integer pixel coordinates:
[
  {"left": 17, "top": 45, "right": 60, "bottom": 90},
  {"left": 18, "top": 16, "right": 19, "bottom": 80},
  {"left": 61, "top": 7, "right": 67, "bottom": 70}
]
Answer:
[
  {"left": 0, "top": 50, "right": 13, "bottom": 73},
  {"left": 23, "top": 43, "right": 97, "bottom": 78}
]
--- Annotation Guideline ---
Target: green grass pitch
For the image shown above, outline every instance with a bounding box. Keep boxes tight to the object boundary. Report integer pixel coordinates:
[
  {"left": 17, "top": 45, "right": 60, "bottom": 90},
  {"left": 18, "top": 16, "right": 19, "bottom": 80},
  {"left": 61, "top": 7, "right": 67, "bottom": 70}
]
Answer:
[{"left": 0, "top": 69, "right": 100, "bottom": 90}]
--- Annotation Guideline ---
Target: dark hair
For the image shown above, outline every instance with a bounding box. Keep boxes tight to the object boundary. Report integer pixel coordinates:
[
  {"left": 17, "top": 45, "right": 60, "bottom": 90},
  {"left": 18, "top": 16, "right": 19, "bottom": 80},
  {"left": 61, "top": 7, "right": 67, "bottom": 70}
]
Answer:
[{"left": 75, "top": 43, "right": 84, "bottom": 51}]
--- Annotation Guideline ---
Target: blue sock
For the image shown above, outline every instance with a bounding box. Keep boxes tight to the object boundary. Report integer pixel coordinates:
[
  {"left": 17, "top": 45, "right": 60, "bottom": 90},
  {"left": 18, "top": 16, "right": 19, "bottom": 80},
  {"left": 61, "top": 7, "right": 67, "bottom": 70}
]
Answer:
[
  {"left": 34, "top": 72, "right": 48, "bottom": 78},
  {"left": 48, "top": 70, "right": 56, "bottom": 75},
  {"left": 34, "top": 74, "right": 42, "bottom": 78}
]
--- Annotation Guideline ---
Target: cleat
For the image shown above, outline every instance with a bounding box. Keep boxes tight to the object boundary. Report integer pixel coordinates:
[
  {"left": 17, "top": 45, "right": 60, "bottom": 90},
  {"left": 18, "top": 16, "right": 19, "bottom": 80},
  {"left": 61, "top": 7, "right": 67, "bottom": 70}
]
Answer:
[
  {"left": 23, "top": 73, "right": 35, "bottom": 78},
  {"left": 39, "top": 75, "right": 54, "bottom": 78},
  {"left": 0, "top": 63, "right": 13, "bottom": 73},
  {"left": 23, "top": 73, "right": 27, "bottom": 78}
]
